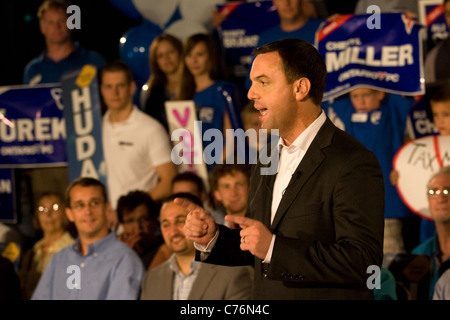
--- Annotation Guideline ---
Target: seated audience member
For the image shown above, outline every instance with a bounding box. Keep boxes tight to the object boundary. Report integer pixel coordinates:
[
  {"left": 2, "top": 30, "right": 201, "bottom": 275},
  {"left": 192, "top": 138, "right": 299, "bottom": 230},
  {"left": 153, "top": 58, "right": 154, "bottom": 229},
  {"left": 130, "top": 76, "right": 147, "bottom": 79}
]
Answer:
[
  {"left": 412, "top": 166, "right": 450, "bottom": 300},
  {"left": 433, "top": 262, "right": 450, "bottom": 300},
  {"left": 32, "top": 177, "right": 144, "bottom": 300},
  {"left": 116, "top": 191, "right": 165, "bottom": 269},
  {"left": 171, "top": 172, "right": 210, "bottom": 209},
  {"left": 18, "top": 192, "right": 75, "bottom": 299},
  {"left": 209, "top": 164, "right": 251, "bottom": 228},
  {"left": 140, "top": 192, "right": 253, "bottom": 300},
  {"left": 325, "top": 87, "right": 415, "bottom": 254}
]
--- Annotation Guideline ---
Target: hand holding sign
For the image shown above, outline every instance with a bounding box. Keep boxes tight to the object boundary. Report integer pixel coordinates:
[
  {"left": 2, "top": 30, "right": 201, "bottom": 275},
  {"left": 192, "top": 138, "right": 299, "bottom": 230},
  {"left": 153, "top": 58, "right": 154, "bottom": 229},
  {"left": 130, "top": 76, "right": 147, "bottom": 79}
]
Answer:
[{"left": 225, "top": 215, "right": 272, "bottom": 260}]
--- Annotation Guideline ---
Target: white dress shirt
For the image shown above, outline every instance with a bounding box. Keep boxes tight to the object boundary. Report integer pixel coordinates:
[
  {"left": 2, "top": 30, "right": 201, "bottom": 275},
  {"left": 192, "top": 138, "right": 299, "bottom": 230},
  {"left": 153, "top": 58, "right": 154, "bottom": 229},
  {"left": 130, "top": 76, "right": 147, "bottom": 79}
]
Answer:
[
  {"left": 263, "top": 110, "right": 326, "bottom": 262},
  {"left": 196, "top": 110, "right": 327, "bottom": 263}
]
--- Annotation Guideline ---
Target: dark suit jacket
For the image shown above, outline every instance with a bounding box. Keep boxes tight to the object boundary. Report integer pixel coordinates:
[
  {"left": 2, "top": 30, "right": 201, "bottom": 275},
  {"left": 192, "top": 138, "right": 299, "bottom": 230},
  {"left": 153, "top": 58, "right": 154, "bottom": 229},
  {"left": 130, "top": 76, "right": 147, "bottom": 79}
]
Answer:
[
  {"left": 140, "top": 259, "right": 254, "bottom": 300},
  {"left": 200, "top": 117, "right": 385, "bottom": 300}
]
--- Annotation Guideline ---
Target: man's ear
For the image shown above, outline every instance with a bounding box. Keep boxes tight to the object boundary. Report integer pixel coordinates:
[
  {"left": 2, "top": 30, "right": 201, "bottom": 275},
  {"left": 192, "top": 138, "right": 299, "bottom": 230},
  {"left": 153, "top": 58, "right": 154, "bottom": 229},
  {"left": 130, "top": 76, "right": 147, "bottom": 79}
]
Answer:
[
  {"left": 294, "top": 77, "right": 311, "bottom": 101},
  {"left": 213, "top": 190, "right": 222, "bottom": 202},
  {"left": 65, "top": 207, "right": 74, "bottom": 223},
  {"left": 130, "top": 81, "right": 137, "bottom": 96}
]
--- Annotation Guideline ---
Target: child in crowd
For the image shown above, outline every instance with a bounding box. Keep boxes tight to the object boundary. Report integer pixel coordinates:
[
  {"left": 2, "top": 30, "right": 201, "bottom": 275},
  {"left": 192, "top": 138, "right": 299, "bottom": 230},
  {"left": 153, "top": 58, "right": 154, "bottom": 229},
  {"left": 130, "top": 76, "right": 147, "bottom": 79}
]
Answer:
[{"left": 325, "top": 87, "right": 415, "bottom": 254}]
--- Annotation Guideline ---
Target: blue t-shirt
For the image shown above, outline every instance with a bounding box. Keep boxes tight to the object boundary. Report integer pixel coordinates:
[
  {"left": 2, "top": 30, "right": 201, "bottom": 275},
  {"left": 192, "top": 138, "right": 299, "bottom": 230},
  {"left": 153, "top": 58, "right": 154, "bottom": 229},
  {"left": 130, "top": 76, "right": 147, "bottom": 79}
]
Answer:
[
  {"left": 23, "top": 42, "right": 106, "bottom": 85},
  {"left": 324, "top": 93, "right": 414, "bottom": 219},
  {"left": 412, "top": 234, "right": 450, "bottom": 300},
  {"left": 31, "top": 232, "right": 144, "bottom": 300},
  {"left": 245, "top": 18, "right": 324, "bottom": 89},
  {"left": 257, "top": 17, "right": 324, "bottom": 48}
]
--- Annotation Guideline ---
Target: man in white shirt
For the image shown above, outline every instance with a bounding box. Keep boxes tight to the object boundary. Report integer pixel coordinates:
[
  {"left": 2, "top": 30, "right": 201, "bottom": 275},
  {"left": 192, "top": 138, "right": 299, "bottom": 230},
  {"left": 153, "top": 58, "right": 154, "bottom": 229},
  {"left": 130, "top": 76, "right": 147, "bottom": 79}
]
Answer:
[{"left": 100, "top": 60, "right": 177, "bottom": 229}]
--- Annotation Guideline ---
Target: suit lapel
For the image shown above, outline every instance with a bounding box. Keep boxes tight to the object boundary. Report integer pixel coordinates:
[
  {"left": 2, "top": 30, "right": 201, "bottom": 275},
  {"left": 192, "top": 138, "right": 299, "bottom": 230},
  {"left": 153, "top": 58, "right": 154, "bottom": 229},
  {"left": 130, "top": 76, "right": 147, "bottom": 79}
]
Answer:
[
  {"left": 161, "top": 265, "right": 175, "bottom": 299},
  {"left": 188, "top": 264, "right": 216, "bottom": 300},
  {"left": 261, "top": 166, "right": 276, "bottom": 227},
  {"left": 270, "top": 118, "right": 334, "bottom": 232}
]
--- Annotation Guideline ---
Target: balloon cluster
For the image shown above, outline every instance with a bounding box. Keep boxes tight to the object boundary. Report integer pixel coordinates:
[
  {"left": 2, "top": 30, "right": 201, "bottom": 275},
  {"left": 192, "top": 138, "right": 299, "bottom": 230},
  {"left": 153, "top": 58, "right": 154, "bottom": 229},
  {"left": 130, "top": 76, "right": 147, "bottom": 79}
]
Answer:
[{"left": 110, "top": 0, "right": 225, "bottom": 89}]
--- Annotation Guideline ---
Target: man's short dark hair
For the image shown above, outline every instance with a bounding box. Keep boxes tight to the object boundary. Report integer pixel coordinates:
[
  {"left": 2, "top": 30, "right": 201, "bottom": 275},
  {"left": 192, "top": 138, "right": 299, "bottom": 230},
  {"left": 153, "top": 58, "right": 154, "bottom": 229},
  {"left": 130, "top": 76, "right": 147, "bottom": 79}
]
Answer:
[
  {"left": 430, "top": 84, "right": 450, "bottom": 104},
  {"left": 253, "top": 38, "right": 327, "bottom": 105},
  {"left": 65, "top": 177, "right": 108, "bottom": 208},
  {"left": 162, "top": 192, "right": 204, "bottom": 208},
  {"left": 100, "top": 60, "right": 134, "bottom": 84},
  {"left": 171, "top": 172, "right": 205, "bottom": 194},
  {"left": 116, "top": 190, "right": 160, "bottom": 223},
  {"left": 210, "top": 164, "right": 251, "bottom": 192}
]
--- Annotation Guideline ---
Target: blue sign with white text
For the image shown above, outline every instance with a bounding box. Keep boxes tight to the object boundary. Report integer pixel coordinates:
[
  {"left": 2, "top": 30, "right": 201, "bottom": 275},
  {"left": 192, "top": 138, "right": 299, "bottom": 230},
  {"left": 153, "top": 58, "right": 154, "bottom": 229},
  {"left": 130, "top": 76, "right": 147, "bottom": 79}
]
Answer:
[
  {"left": 61, "top": 65, "right": 106, "bottom": 185},
  {"left": 0, "top": 84, "right": 66, "bottom": 167},
  {"left": 217, "top": 1, "right": 279, "bottom": 77},
  {"left": 317, "top": 13, "right": 425, "bottom": 101}
]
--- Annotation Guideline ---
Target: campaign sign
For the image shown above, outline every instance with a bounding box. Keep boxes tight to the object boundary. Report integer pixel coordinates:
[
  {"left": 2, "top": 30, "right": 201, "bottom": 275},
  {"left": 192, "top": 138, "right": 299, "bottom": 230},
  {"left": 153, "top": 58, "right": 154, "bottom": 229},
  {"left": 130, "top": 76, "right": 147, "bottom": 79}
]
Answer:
[
  {"left": 61, "top": 65, "right": 106, "bottom": 185},
  {"left": 217, "top": 1, "right": 279, "bottom": 77},
  {"left": 0, "top": 169, "right": 16, "bottom": 222},
  {"left": 317, "top": 13, "right": 425, "bottom": 101},
  {"left": 166, "top": 100, "right": 209, "bottom": 191},
  {"left": 418, "top": 0, "right": 449, "bottom": 45},
  {"left": 393, "top": 135, "right": 450, "bottom": 220},
  {"left": 406, "top": 95, "right": 438, "bottom": 140},
  {"left": 0, "top": 84, "right": 66, "bottom": 167}
]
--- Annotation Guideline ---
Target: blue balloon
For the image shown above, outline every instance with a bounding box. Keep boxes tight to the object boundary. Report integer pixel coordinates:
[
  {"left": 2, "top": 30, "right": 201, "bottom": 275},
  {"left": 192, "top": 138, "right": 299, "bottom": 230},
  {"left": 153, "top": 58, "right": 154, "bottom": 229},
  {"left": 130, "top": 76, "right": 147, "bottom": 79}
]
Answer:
[
  {"left": 109, "top": 0, "right": 142, "bottom": 20},
  {"left": 119, "top": 20, "right": 163, "bottom": 88}
]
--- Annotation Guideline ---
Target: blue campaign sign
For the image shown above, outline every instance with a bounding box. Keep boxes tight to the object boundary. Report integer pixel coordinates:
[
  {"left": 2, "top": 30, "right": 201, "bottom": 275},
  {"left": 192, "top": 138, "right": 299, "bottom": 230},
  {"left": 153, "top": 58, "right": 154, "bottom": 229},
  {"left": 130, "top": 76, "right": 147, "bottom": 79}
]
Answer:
[
  {"left": 61, "top": 65, "right": 106, "bottom": 185},
  {"left": 317, "top": 13, "right": 425, "bottom": 101},
  {"left": 0, "top": 169, "right": 16, "bottom": 222},
  {"left": 407, "top": 95, "right": 439, "bottom": 140},
  {"left": 419, "top": 1, "right": 449, "bottom": 45},
  {"left": 0, "top": 84, "right": 66, "bottom": 167},
  {"left": 217, "top": 1, "right": 279, "bottom": 77}
]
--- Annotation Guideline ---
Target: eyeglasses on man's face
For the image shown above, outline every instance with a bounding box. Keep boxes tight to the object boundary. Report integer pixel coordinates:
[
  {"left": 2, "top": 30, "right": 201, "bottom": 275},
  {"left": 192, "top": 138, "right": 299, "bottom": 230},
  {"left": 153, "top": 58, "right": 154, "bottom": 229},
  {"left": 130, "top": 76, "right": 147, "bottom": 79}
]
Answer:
[
  {"left": 70, "top": 199, "right": 104, "bottom": 211},
  {"left": 427, "top": 188, "right": 449, "bottom": 198}
]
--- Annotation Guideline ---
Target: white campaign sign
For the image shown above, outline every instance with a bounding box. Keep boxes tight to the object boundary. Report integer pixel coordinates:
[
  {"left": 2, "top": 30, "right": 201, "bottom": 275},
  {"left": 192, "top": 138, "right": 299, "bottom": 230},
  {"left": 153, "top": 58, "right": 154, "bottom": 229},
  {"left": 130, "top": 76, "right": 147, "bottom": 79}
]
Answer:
[
  {"left": 393, "top": 135, "right": 450, "bottom": 219},
  {"left": 165, "top": 100, "right": 209, "bottom": 191}
]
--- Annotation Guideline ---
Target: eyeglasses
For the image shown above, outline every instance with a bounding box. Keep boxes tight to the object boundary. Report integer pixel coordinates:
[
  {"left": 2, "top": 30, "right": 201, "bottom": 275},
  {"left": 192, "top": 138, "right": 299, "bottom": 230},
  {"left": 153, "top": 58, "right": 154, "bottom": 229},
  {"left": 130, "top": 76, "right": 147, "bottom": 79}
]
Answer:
[
  {"left": 427, "top": 188, "right": 449, "bottom": 198},
  {"left": 70, "top": 199, "right": 104, "bottom": 211},
  {"left": 37, "top": 203, "right": 61, "bottom": 216}
]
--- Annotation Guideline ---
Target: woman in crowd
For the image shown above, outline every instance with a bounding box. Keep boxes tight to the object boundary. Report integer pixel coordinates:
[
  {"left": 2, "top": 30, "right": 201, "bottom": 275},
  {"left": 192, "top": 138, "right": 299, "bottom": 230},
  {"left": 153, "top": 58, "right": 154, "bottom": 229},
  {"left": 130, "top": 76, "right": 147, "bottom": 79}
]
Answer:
[
  {"left": 141, "top": 33, "right": 183, "bottom": 132},
  {"left": 177, "top": 33, "right": 244, "bottom": 171},
  {"left": 18, "top": 192, "right": 74, "bottom": 299}
]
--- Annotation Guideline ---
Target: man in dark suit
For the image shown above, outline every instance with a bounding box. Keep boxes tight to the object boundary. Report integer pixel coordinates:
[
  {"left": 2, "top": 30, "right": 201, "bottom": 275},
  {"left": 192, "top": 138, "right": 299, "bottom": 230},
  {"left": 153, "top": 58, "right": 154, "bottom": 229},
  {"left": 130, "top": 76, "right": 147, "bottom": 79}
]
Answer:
[{"left": 179, "top": 38, "right": 385, "bottom": 300}]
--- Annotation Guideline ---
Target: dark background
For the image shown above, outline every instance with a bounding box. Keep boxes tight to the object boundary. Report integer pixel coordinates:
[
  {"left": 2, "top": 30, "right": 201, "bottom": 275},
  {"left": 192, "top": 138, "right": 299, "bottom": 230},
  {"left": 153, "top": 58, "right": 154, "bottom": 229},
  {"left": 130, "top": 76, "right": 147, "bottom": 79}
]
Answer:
[
  {"left": 0, "top": 0, "right": 358, "bottom": 87},
  {"left": 0, "top": 0, "right": 140, "bottom": 86}
]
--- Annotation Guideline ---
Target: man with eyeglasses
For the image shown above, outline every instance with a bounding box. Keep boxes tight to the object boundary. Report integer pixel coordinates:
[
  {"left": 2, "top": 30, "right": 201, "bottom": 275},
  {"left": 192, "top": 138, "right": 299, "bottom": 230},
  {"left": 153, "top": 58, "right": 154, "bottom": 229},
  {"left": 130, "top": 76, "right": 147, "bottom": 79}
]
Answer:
[
  {"left": 412, "top": 165, "right": 450, "bottom": 300},
  {"left": 32, "top": 177, "right": 144, "bottom": 300}
]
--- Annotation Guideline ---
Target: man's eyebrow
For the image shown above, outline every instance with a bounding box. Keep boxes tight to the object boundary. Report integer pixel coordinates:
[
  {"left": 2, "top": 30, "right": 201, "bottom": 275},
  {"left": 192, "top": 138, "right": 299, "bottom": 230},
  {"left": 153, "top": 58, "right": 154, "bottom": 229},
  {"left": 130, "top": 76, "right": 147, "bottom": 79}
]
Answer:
[{"left": 253, "top": 74, "right": 269, "bottom": 81}]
